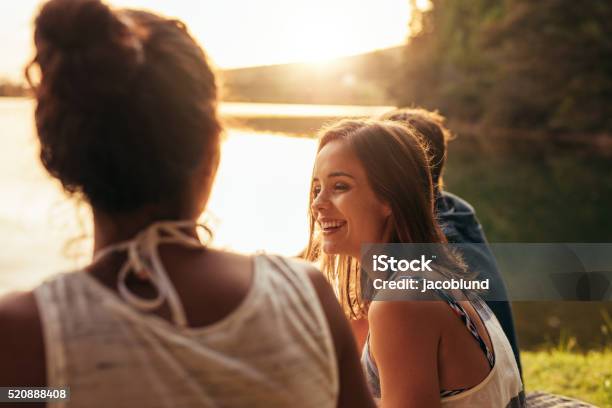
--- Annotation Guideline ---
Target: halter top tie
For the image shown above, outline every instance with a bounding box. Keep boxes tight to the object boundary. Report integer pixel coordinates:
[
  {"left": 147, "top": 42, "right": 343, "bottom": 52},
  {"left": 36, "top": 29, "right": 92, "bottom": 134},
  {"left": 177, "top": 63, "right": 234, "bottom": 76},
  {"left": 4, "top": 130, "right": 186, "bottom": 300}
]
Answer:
[{"left": 92, "top": 220, "right": 210, "bottom": 328}]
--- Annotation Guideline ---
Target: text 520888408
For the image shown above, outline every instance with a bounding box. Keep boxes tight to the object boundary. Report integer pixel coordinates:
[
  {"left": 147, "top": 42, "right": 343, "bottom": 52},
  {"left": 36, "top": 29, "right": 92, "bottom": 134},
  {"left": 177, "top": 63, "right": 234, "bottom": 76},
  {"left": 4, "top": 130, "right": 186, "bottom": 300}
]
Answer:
[{"left": 0, "top": 387, "right": 70, "bottom": 403}]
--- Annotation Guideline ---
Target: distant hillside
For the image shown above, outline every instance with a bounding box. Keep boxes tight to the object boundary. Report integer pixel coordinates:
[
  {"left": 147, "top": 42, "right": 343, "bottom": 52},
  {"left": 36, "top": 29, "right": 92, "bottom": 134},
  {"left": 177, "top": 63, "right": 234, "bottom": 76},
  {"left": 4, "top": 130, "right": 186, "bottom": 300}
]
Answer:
[
  {"left": 1, "top": 47, "right": 403, "bottom": 103},
  {"left": 220, "top": 46, "right": 403, "bottom": 105}
]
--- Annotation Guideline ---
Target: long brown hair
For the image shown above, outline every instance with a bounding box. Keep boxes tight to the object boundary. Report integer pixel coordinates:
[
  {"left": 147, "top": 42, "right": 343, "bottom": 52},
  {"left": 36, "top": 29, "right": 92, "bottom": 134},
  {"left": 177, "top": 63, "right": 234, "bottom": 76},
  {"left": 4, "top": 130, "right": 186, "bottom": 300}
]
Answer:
[{"left": 306, "top": 119, "right": 454, "bottom": 319}]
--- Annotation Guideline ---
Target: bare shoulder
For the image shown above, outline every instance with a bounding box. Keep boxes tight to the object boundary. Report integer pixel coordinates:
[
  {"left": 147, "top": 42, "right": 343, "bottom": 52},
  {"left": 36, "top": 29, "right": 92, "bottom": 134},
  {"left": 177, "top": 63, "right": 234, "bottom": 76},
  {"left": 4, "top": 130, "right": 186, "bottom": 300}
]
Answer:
[
  {"left": 369, "top": 300, "right": 451, "bottom": 343},
  {"left": 0, "top": 290, "right": 46, "bottom": 386},
  {"left": 368, "top": 300, "right": 448, "bottom": 330},
  {"left": 368, "top": 301, "right": 446, "bottom": 407},
  {"left": 0, "top": 290, "right": 40, "bottom": 331},
  {"left": 292, "top": 259, "right": 332, "bottom": 298}
]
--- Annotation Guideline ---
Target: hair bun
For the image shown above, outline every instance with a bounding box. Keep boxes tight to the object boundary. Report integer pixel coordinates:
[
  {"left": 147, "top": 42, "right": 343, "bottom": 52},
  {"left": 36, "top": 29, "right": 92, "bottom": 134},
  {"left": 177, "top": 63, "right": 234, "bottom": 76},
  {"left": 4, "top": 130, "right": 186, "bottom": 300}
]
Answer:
[
  {"left": 35, "top": 0, "right": 125, "bottom": 52},
  {"left": 33, "top": 0, "right": 144, "bottom": 105}
]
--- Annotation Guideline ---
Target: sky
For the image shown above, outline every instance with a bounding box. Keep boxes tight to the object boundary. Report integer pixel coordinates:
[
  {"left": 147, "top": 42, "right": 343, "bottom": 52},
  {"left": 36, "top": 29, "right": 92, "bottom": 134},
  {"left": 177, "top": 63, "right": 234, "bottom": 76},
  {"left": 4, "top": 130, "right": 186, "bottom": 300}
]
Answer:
[{"left": 0, "top": 0, "right": 414, "bottom": 82}]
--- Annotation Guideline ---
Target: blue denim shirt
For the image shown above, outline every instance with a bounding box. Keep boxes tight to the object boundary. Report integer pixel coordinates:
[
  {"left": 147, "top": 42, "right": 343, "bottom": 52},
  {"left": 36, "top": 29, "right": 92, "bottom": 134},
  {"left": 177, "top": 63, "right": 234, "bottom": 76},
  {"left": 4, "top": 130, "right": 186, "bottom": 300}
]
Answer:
[{"left": 436, "top": 190, "right": 522, "bottom": 374}]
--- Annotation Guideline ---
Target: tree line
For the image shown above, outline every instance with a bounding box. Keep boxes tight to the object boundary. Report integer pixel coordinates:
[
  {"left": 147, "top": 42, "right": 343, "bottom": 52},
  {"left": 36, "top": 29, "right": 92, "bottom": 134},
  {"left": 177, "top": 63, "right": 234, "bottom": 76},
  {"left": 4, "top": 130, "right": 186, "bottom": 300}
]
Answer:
[{"left": 392, "top": 0, "right": 612, "bottom": 133}]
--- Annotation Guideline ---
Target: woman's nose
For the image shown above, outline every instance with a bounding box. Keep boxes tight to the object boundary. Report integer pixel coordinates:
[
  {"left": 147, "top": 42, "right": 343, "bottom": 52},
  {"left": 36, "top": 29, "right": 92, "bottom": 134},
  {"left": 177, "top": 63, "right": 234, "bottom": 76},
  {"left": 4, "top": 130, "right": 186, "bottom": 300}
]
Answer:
[{"left": 311, "top": 191, "right": 330, "bottom": 212}]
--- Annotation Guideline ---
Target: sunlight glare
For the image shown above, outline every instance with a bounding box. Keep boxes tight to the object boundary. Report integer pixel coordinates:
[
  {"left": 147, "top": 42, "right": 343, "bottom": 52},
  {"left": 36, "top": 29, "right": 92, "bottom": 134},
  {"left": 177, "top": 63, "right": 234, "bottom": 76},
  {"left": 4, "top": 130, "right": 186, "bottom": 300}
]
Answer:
[{"left": 105, "top": 0, "right": 410, "bottom": 67}]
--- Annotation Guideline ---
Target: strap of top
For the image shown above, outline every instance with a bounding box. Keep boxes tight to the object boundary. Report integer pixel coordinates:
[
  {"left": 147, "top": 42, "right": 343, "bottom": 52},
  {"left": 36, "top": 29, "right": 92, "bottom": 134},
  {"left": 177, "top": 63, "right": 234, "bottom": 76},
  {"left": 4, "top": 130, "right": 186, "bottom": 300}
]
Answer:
[
  {"left": 385, "top": 274, "right": 495, "bottom": 369},
  {"left": 362, "top": 280, "right": 496, "bottom": 398},
  {"left": 91, "top": 220, "right": 211, "bottom": 328},
  {"left": 435, "top": 289, "right": 495, "bottom": 369}
]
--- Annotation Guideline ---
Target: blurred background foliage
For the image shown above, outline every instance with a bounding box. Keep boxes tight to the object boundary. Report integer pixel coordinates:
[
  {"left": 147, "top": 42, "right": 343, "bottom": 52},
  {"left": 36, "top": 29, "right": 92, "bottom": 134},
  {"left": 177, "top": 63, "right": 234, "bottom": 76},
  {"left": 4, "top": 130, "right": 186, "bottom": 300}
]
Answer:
[{"left": 397, "top": 0, "right": 612, "bottom": 133}]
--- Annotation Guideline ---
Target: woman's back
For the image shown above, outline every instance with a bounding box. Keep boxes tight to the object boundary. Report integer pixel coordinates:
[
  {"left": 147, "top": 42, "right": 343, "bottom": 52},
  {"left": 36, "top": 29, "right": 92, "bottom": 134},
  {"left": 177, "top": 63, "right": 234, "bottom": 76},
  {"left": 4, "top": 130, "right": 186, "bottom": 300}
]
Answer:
[
  {"left": 1, "top": 222, "right": 374, "bottom": 408},
  {"left": 35, "top": 241, "right": 339, "bottom": 407},
  {"left": 362, "top": 293, "right": 524, "bottom": 407}
]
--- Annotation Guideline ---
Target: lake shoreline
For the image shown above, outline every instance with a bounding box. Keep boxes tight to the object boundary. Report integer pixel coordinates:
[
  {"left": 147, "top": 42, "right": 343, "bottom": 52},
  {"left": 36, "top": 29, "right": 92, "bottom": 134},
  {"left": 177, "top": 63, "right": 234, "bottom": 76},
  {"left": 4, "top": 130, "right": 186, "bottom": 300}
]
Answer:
[{"left": 3, "top": 96, "right": 611, "bottom": 156}]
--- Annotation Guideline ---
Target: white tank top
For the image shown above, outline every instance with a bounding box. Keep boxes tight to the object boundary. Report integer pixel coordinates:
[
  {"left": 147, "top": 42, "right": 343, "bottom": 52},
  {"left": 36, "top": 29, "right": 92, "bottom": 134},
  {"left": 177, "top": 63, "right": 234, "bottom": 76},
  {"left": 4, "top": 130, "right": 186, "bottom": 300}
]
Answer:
[
  {"left": 362, "top": 291, "right": 524, "bottom": 407},
  {"left": 34, "top": 221, "right": 338, "bottom": 407},
  {"left": 439, "top": 297, "right": 524, "bottom": 407}
]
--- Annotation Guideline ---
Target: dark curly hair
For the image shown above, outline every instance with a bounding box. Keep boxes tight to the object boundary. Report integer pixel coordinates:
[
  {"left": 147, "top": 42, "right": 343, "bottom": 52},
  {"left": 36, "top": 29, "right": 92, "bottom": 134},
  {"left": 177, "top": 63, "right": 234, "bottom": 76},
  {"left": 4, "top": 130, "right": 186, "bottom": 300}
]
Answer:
[
  {"left": 26, "top": 0, "right": 222, "bottom": 214},
  {"left": 380, "top": 108, "right": 453, "bottom": 189}
]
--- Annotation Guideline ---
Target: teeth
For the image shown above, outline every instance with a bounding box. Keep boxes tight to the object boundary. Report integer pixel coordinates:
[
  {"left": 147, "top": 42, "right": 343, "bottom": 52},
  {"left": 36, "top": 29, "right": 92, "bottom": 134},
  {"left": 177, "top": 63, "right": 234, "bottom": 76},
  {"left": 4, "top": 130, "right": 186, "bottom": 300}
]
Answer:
[{"left": 320, "top": 220, "right": 345, "bottom": 229}]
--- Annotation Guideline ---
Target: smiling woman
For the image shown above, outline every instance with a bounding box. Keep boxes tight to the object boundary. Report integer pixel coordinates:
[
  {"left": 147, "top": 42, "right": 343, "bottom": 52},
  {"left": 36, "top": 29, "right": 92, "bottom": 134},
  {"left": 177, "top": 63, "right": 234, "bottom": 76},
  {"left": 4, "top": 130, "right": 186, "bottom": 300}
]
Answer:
[
  {"left": 305, "top": 119, "right": 525, "bottom": 407},
  {"left": 307, "top": 119, "right": 442, "bottom": 319}
]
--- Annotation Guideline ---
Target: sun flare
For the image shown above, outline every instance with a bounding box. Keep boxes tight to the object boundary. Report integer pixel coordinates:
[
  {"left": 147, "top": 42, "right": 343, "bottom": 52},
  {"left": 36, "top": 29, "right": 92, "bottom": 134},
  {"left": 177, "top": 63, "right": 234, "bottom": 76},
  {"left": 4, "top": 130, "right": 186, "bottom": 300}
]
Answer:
[{"left": 104, "top": 0, "right": 411, "bottom": 68}]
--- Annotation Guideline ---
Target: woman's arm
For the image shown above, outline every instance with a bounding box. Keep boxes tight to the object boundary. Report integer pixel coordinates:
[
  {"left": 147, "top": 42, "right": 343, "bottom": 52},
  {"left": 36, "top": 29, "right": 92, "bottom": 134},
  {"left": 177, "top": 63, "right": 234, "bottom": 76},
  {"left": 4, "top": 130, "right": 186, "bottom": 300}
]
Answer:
[
  {"left": 306, "top": 267, "right": 376, "bottom": 408},
  {"left": 369, "top": 300, "right": 445, "bottom": 408},
  {"left": 0, "top": 291, "right": 46, "bottom": 408},
  {"left": 350, "top": 318, "right": 369, "bottom": 351}
]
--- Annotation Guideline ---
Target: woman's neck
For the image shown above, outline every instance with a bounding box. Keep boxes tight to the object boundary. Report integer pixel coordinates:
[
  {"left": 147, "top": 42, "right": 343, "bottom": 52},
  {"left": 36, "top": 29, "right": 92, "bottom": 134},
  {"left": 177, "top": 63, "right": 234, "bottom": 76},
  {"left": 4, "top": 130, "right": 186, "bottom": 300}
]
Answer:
[{"left": 92, "top": 208, "right": 199, "bottom": 253}]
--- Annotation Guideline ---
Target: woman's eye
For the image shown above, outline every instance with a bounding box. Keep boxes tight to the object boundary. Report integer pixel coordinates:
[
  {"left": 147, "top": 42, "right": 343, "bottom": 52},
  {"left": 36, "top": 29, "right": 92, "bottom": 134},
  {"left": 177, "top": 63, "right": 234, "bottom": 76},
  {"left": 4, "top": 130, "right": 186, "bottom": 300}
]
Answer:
[
  {"left": 312, "top": 182, "right": 349, "bottom": 198},
  {"left": 334, "top": 182, "right": 349, "bottom": 191}
]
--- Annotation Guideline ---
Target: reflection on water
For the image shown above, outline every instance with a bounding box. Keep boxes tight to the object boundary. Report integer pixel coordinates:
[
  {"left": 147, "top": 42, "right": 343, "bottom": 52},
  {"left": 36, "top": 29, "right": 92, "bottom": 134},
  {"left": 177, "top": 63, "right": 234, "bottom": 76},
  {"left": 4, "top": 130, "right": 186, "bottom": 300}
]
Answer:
[
  {"left": 2, "top": 98, "right": 372, "bottom": 293},
  {"left": 207, "top": 131, "right": 316, "bottom": 254},
  {"left": 220, "top": 101, "right": 395, "bottom": 118}
]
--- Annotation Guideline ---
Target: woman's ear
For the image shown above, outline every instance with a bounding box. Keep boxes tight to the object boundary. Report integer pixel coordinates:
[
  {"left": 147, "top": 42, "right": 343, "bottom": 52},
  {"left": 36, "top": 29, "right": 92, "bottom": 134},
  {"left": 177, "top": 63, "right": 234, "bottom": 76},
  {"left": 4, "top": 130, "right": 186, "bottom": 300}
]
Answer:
[
  {"left": 382, "top": 211, "right": 394, "bottom": 242},
  {"left": 380, "top": 200, "right": 392, "bottom": 218}
]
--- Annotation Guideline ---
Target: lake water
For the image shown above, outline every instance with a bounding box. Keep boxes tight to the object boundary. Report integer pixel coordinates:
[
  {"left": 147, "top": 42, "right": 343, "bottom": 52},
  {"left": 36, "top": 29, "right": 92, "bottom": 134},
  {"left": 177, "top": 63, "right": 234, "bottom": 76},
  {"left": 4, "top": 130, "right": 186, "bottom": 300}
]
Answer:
[
  {"left": 2, "top": 98, "right": 611, "bottom": 348},
  {"left": 0, "top": 98, "right": 391, "bottom": 294}
]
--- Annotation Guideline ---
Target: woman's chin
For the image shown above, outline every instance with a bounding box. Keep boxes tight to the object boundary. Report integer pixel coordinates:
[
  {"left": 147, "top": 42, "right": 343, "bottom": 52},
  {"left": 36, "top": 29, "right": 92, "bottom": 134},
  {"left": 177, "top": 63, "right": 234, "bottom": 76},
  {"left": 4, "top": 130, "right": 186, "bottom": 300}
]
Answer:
[
  {"left": 321, "top": 241, "right": 354, "bottom": 257},
  {"left": 321, "top": 241, "right": 340, "bottom": 256}
]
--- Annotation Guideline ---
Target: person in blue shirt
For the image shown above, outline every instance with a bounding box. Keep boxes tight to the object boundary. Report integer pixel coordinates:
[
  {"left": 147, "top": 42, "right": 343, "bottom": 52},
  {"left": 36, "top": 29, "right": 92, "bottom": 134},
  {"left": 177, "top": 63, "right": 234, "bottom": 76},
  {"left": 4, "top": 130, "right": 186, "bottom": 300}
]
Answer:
[{"left": 381, "top": 108, "right": 522, "bottom": 375}]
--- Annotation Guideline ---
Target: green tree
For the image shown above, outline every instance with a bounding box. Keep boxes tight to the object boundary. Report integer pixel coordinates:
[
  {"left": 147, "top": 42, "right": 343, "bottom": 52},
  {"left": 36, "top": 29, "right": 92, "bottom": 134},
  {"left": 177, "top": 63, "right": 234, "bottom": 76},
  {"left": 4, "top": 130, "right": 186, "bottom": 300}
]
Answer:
[
  {"left": 485, "top": 0, "right": 612, "bottom": 131},
  {"left": 394, "top": 0, "right": 612, "bottom": 133}
]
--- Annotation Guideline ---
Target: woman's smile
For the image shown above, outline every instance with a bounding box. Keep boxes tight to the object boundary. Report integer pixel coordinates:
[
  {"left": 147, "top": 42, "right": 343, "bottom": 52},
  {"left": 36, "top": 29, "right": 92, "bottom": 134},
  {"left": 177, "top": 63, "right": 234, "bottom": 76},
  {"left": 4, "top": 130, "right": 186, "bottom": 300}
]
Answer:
[
  {"left": 318, "top": 218, "right": 347, "bottom": 235},
  {"left": 311, "top": 139, "right": 391, "bottom": 258}
]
